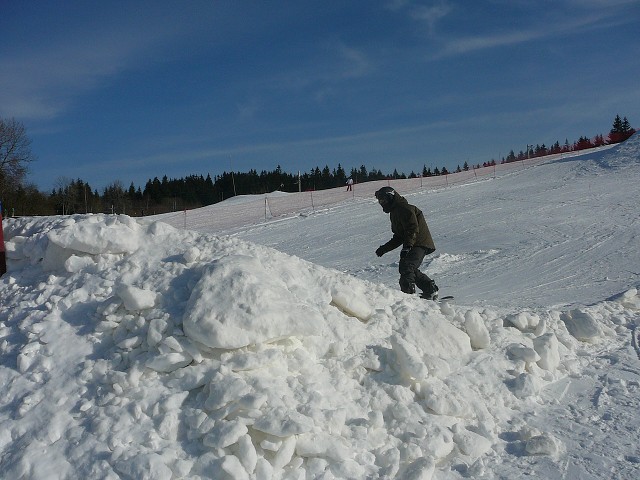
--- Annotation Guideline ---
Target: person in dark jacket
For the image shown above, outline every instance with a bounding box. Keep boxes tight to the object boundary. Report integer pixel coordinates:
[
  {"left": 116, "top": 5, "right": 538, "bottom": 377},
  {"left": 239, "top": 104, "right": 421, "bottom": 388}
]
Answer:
[{"left": 374, "top": 187, "right": 439, "bottom": 299}]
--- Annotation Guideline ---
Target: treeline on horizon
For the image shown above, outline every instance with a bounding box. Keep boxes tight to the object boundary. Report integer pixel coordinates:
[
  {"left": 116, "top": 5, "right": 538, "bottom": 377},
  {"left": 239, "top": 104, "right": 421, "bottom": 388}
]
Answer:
[{"left": 3, "top": 115, "right": 636, "bottom": 217}]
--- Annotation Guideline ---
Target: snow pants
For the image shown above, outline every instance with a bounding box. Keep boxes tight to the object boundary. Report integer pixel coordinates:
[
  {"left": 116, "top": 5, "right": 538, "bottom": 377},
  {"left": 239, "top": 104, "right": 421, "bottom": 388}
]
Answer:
[{"left": 398, "top": 246, "right": 437, "bottom": 295}]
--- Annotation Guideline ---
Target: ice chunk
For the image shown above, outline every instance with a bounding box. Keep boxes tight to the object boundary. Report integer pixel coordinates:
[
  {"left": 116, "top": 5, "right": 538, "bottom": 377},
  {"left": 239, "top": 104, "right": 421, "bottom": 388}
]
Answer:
[
  {"left": 145, "top": 352, "right": 192, "bottom": 372},
  {"left": 401, "top": 457, "right": 435, "bottom": 480},
  {"left": 204, "top": 373, "right": 251, "bottom": 410},
  {"left": 525, "top": 434, "right": 563, "bottom": 457},
  {"left": 465, "top": 310, "right": 490, "bottom": 349},
  {"left": 272, "top": 436, "right": 297, "bottom": 469},
  {"left": 295, "top": 432, "right": 350, "bottom": 461},
  {"left": 507, "top": 344, "right": 540, "bottom": 363},
  {"left": 237, "top": 434, "right": 258, "bottom": 474},
  {"left": 513, "top": 373, "right": 542, "bottom": 398},
  {"left": 331, "top": 286, "right": 372, "bottom": 321},
  {"left": 390, "top": 334, "right": 429, "bottom": 381},
  {"left": 506, "top": 312, "right": 539, "bottom": 331},
  {"left": 220, "top": 455, "right": 250, "bottom": 480},
  {"left": 561, "top": 309, "right": 602, "bottom": 343},
  {"left": 533, "top": 334, "right": 560, "bottom": 371},
  {"left": 64, "top": 254, "right": 95, "bottom": 273},
  {"left": 183, "top": 246, "right": 201, "bottom": 264},
  {"left": 117, "top": 285, "right": 157, "bottom": 311},
  {"left": 419, "top": 379, "right": 471, "bottom": 418},
  {"left": 394, "top": 309, "right": 472, "bottom": 361},
  {"left": 619, "top": 288, "right": 640, "bottom": 309},
  {"left": 253, "top": 407, "right": 314, "bottom": 437},
  {"left": 452, "top": 424, "right": 492, "bottom": 458},
  {"left": 202, "top": 419, "right": 248, "bottom": 449},
  {"left": 114, "top": 452, "right": 172, "bottom": 480}
]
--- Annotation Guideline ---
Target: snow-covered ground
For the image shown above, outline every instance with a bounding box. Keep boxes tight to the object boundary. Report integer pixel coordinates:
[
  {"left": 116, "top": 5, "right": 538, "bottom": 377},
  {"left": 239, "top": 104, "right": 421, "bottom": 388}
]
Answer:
[{"left": 1, "top": 136, "right": 639, "bottom": 479}]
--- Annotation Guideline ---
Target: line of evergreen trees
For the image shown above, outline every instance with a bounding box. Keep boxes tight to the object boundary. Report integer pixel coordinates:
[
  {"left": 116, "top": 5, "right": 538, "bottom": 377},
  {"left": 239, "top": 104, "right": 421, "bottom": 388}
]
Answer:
[{"left": 2, "top": 115, "right": 635, "bottom": 217}]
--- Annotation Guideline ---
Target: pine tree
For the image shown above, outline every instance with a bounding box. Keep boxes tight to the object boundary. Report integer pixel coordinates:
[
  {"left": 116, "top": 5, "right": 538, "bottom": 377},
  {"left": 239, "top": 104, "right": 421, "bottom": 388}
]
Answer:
[
  {"left": 608, "top": 114, "right": 636, "bottom": 144},
  {"left": 334, "top": 164, "right": 346, "bottom": 186}
]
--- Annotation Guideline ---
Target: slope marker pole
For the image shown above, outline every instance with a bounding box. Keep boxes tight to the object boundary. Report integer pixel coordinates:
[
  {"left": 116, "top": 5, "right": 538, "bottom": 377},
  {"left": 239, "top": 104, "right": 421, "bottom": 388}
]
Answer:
[{"left": 0, "top": 201, "right": 6, "bottom": 276}]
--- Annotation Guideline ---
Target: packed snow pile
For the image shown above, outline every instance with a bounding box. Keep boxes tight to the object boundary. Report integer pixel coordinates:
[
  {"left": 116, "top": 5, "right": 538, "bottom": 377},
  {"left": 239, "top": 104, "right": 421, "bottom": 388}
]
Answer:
[{"left": 1, "top": 214, "right": 639, "bottom": 479}]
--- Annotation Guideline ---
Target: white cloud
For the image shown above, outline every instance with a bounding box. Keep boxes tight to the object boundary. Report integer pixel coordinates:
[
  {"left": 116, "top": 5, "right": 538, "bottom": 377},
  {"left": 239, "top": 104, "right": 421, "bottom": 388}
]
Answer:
[{"left": 431, "top": 10, "right": 628, "bottom": 59}]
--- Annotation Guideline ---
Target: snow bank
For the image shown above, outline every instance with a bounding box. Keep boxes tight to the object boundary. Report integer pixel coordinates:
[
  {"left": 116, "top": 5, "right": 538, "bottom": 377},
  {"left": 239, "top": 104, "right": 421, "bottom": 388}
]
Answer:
[{"left": 1, "top": 214, "right": 639, "bottom": 479}]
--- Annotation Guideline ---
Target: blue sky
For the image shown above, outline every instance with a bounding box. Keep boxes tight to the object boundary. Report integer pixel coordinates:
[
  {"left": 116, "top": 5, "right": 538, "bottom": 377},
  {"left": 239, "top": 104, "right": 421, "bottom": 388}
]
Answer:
[{"left": 2, "top": 0, "right": 639, "bottom": 192}]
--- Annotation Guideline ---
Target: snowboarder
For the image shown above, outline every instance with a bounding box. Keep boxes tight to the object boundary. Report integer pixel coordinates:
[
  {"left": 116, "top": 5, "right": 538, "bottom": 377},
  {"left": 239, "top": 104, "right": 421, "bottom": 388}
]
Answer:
[{"left": 374, "top": 187, "right": 439, "bottom": 299}]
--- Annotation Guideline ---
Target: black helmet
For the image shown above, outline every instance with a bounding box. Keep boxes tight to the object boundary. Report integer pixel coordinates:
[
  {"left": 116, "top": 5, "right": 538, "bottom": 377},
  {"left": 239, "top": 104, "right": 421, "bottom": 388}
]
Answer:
[{"left": 375, "top": 187, "right": 395, "bottom": 207}]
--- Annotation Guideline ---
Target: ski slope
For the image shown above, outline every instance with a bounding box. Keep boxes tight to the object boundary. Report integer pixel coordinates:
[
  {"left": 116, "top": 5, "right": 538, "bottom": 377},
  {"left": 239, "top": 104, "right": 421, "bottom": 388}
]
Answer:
[
  {"left": 160, "top": 141, "right": 635, "bottom": 312},
  {"left": 0, "top": 136, "right": 639, "bottom": 479}
]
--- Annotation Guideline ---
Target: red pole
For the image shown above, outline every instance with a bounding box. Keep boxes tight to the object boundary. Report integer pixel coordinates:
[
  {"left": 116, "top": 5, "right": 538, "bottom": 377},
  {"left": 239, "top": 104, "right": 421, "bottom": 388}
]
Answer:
[{"left": 0, "top": 201, "right": 6, "bottom": 276}]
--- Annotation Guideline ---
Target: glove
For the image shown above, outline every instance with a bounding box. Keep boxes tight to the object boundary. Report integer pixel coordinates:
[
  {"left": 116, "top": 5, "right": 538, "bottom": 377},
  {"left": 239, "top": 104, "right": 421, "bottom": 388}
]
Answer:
[
  {"left": 400, "top": 246, "right": 412, "bottom": 258},
  {"left": 375, "top": 246, "right": 385, "bottom": 257}
]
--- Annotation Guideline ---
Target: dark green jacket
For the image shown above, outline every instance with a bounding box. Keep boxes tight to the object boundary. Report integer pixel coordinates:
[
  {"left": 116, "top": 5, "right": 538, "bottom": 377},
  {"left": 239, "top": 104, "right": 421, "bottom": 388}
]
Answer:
[{"left": 380, "top": 192, "right": 435, "bottom": 254}]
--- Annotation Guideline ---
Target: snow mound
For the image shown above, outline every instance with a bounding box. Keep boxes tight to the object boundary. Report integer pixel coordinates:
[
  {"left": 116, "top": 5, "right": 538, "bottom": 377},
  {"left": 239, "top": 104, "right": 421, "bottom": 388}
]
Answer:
[
  {"left": 183, "top": 254, "right": 325, "bottom": 349},
  {"left": 1, "top": 214, "right": 639, "bottom": 479}
]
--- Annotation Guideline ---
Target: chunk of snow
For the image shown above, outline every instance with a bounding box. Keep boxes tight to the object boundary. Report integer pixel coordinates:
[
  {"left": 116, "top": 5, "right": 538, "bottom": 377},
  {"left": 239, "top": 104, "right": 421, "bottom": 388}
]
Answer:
[
  {"left": 452, "top": 424, "right": 493, "bottom": 458},
  {"left": 145, "top": 352, "right": 192, "bottom": 372},
  {"left": 506, "top": 312, "right": 539, "bottom": 331},
  {"left": 64, "top": 254, "right": 95, "bottom": 273},
  {"left": 390, "top": 334, "right": 429, "bottom": 381},
  {"left": 295, "top": 432, "right": 350, "bottom": 461},
  {"left": 394, "top": 309, "right": 472, "bottom": 362},
  {"left": 619, "top": 288, "right": 640, "bottom": 309},
  {"left": 331, "top": 286, "right": 372, "bottom": 321},
  {"left": 114, "top": 452, "right": 172, "bottom": 480},
  {"left": 221, "top": 455, "right": 251, "bottom": 480},
  {"left": 465, "top": 309, "right": 491, "bottom": 349},
  {"left": 202, "top": 419, "right": 248, "bottom": 449},
  {"left": 525, "top": 434, "right": 563, "bottom": 457},
  {"left": 561, "top": 309, "right": 603, "bottom": 342},
  {"left": 401, "top": 457, "right": 435, "bottom": 480},
  {"left": 513, "top": 373, "right": 543, "bottom": 398},
  {"left": 116, "top": 285, "right": 157, "bottom": 311},
  {"left": 533, "top": 333, "right": 560, "bottom": 371},
  {"left": 253, "top": 407, "right": 315, "bottom": 437},
  {"left": 47, "top": 215, "right": 140, "bottom": 255},
  {"left": 419, "top": 379, "right": 472, "bottom": 418},
  {"left": 507, "top": 344, "right": 540, "bottom": 363},
  {"left": 183, "top": 255, "right": 324, "bottom": 349},
  {"left": 183, "top": 246, "right": 201, "bottom": 264}
]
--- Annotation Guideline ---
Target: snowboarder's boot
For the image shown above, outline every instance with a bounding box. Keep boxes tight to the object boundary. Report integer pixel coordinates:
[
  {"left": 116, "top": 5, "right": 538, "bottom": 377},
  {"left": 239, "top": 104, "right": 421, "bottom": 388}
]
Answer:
[
  {"left": 400, "top": 280, "right": 416, "bottom": 294},
  {"left": 420, "top": 280, "right": 439, "bottom": 300}
]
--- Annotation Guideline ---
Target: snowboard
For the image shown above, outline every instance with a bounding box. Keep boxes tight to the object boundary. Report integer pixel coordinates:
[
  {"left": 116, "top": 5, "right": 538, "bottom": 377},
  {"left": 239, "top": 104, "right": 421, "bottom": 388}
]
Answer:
[{"left": 420, "top": 293, "right": 454, "bottom": 301}]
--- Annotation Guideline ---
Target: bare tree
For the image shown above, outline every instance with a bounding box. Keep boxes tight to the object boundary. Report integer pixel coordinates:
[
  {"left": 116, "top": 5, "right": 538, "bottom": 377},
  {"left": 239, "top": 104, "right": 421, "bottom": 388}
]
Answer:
[{"left": 0, "top": 118, "right": 35, "bottom": 196}]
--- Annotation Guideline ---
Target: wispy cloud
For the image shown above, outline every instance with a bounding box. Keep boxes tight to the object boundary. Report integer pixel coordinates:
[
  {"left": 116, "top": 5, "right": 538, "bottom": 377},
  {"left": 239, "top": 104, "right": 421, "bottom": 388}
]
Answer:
[
  {"left": 387, "top": 0, "right": 453, "bottom": 35},
  {"left": 335, "top": 44, "right": 372, "bottom": 79},
  {"left": 0, "top": 13, "right": 193, "bottom": 120},
  {"left": 565, "top": 0, "right": 639, "bottom": 6},
  {"left": 410, "top": 2, "right": 453, "bottom": 34},
  {"left": 101, "top": 118, "right": 460, "bottom": 173},
  {"left": 1, "top": 42, "right": 126, "bottom": 119},
  {"left": 266, "top": 40, "right": 373, "bottom": 105},
  {"left": 431, "top": 11, "right": 629, "bottom": 59},
  {"left": 435, "top": 29, "right": 543, "bottom": 57}
]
